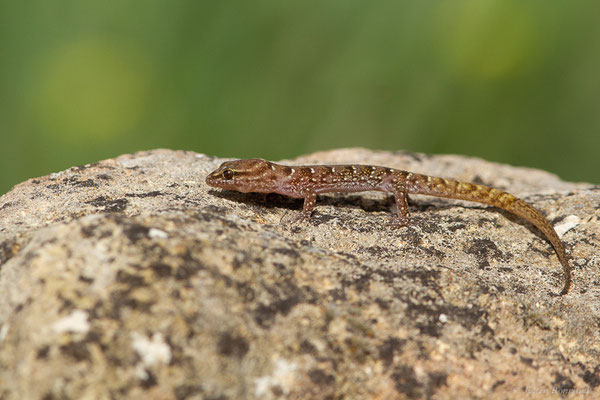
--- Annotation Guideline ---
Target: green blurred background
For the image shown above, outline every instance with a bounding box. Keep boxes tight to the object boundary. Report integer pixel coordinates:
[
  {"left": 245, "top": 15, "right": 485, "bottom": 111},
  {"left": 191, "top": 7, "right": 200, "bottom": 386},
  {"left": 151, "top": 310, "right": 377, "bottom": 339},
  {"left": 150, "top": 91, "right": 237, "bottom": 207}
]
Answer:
[{"left": 1, "top": 0, "right": 598, "bottom": 195}]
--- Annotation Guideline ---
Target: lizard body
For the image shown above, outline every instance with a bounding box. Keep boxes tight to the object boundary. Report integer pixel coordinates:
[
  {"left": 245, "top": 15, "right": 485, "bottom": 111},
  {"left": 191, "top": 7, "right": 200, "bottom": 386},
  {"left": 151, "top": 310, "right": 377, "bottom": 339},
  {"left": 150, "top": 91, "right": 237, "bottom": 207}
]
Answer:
[{"left": 206, "top": 159, "right": 571, "bottom": 295}]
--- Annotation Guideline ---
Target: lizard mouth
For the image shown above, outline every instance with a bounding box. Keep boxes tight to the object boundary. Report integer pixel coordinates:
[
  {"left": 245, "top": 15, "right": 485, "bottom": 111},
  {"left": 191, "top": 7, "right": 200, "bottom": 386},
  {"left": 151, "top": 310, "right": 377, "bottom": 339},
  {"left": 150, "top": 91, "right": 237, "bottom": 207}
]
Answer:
[
  {"left": 205, "top": 171, "right": 238, "bottom": 190},
  {"left": 205, "top": 172, "right": 222, "bottom": 188}
]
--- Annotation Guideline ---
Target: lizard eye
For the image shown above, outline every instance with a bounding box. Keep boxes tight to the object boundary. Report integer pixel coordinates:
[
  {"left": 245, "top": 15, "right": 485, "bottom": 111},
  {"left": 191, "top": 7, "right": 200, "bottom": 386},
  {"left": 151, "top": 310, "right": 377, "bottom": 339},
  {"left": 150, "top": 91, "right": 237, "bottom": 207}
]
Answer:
[{"left": 222, "top": 169, "right": 234, "bottom": 180}]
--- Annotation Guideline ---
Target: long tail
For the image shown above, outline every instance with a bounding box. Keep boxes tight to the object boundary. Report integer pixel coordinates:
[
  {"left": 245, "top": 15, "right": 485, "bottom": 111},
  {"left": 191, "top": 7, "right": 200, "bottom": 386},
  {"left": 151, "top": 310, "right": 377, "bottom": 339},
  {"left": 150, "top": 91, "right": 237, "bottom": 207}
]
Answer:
[{"left": 407, "top": 174, "right": 571, "bottom": 295}]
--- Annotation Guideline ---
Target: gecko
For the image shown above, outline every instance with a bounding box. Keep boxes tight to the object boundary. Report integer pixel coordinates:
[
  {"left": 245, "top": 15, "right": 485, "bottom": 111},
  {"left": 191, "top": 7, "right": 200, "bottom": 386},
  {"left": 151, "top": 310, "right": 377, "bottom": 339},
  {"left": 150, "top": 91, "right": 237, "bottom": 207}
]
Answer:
[{"left": 206, "top": 158, "right": 571, "bottom": 295}]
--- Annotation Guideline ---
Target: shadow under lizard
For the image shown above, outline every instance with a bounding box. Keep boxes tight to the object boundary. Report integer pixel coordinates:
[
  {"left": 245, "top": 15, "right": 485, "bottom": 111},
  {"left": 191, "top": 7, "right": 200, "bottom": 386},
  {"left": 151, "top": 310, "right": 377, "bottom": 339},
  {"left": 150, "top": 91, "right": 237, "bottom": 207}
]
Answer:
[{"left": 206, "top": 158, "right": 571, "bottom": 295}]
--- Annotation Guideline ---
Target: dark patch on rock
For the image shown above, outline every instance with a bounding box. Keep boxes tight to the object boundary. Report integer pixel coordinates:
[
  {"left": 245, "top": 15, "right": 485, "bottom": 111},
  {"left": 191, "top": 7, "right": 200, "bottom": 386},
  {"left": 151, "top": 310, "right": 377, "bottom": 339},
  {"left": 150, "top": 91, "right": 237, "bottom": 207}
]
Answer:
[
  {"left": 404, "top": 298, "right": 492, "bottom": 338},
  {"left": 199, "top": 204, "right": 228, "bottom": 217},
  {"left": 465, "top": 238, "right": 503, "bottom": 269},
  {"left": 375, "top": 298, "right": 390, "bottom": 310},
  {"left": 80, "top": 223, "right": 98, "bottom": 238},
  {"left": 429, "top": 372, "right": 448, "bottom": 392},
  {"left": 122, "top": 223, "right": 150, "bottom": 243},
  {"left": 125, "top": 191, "right": 163, "bottom": 198},
  {"left": 0, "top": 201, "right": 15, "bottom": 211},
  {"left": 299, "top": 339, "right": 317, "bottom": 355},
  {"left": 299, "top": 239, "right": 311, "bottom": 247},
  {"left": 174, "top": 384, "right": 204, "bottom": 400},
  {"left": 552, "top": 372, "right": 575, "bottom": 395},
  {"left": 310, "top": 212, "right": 337, "bottom": 226},
  {"left": 272, "top": 247, "right": 301, "bottom": 259},
  {"left": 217, "top": 332, "right": 250, "bottom": 359},
  {"left": 78, "top": 275, "right": 94, "bottom": 284},
  {"left": 334, "top": 251, "right": 358, "bottom": 262},
  {"left": 37, "top": 345, "right": 50, "bottom": 359},
  {"left": 57, "top": 294, "right": 75, "bottom": 314},
  {"left": 42, "top": 391, "right": 59, "bottom": 400},
  {"left": 395, "top": 230, "right": 447, "bottom": 259},
  {"left": 231, "top": 251, "right": 252, "bottom": 270},
  {"left": 344, "top": 336, "right": 371, "bottom": 363},
  {"left": 328, "top": 288, "right": 346, "bottom": 302},
  {"left": 195, "top": 208, "right": 240, "bottom": 229},
  {"left": 254, "top": 294, "right": 302, "bottom": 328},
  {"left": 150, "top": 262, "right": 173, "bottom": 277},
  {"left": 70, "top": 179, "right": 97, "bottom": 188},
  {"left": 520, "top": 356, "right": 534, "bottom": 367},
  {"left": 378, "top": 337, "right": 406, "bottom": 368},
  {"left": 235, "top": 282, "right": 255, "bottom": 302},
  {"left": 491, "top": 379, "right": 505, "bottom": 390},
  {"left": 0, "top": 237, "right": 21, "bottom": 264},
  {"left": 14, "top": 302, "right": 25, "bottom": 313},
  {"left": 60, "top": 340, "right": 91, "bottom": 362},
  {"left": 418, "top": 217, "right": 447, "bottom": 235},
  {"left": 447, "top": 222, "right": 467, "bottom": 232},
  {"left": 400, "top": 268, "right": 441, "bottom": 289},
  {"left": 362, "top": 246, "right": 389, "bottom": 257},
  {"left": 140, "top": 368, "right": 157, "bottom": 388},
  {"left": 116, "top": 270, "right": 147, "bottom": 287},
  {"left": 308, "top": 368, "right": 335, "bottom": 386},
  {"left": 108, "top": 289, "right": 154, "bottom": 317},
  {"left": 471, "top": 175, "right": 487, "bottom": 185},
  {"left": 87, "top": 196, "right": 128, "bottom": 212},
  {"left": 392, "top": 364, "right": 422, "bottom": 399},
  {"left": 477, "top": 281, "right": 506, "bottom": 294},
  {"left": 582, "top": 365, "right": 600, "bottom": 388},
  {"left": 340, "top": 270, "right": 373, "bottom": 293},
  {"left": 173, "top": 252, "right": 205, "bottom": 281}
]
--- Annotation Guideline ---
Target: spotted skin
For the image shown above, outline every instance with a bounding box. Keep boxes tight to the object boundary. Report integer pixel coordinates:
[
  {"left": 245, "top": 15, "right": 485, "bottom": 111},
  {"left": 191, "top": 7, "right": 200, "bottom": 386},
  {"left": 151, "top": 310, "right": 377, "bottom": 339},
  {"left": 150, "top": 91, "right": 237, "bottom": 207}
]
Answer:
[{"left": 206, "top": 158, "right": 571, "bottom": 295}]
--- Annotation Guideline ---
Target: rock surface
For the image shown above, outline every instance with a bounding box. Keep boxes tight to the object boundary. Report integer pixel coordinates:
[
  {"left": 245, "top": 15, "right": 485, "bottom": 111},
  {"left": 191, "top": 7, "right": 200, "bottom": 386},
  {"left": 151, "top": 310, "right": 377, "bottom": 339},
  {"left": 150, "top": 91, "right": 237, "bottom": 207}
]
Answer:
[{"left": 0, "top": 148, "right": 598, "bottom": 399}]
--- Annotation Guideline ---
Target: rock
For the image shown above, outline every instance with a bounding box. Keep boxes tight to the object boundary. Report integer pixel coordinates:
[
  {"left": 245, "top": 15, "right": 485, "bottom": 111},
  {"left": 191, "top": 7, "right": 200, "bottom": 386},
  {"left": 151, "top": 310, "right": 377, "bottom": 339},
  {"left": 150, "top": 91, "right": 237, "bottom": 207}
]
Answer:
[{"left": 0, "top": 148, "right": 598, "bottom": 399}]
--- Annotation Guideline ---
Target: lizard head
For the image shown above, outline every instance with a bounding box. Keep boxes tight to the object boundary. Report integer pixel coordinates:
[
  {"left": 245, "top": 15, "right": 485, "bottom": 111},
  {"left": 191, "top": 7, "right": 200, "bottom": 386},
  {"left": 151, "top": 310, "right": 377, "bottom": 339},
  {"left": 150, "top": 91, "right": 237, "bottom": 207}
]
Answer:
[{"left": 206, "top": 159, "right": 282, "bottom": 193}]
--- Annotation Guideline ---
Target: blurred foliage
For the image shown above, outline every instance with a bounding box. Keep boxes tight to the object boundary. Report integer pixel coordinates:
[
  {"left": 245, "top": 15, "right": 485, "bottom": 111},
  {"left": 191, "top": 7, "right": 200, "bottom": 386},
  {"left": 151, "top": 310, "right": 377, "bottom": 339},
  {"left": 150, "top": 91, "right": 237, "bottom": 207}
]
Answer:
[{"left": 1, "top": 0, "right": 598, "bottom": 195}]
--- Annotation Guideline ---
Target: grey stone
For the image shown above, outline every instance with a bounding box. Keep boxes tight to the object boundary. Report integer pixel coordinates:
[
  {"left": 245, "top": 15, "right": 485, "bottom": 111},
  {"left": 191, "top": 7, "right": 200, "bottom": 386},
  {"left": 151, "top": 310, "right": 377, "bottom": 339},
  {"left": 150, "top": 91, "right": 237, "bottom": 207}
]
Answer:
[{"left": 0, "top": 148, "right": 598, "bottom": 399}]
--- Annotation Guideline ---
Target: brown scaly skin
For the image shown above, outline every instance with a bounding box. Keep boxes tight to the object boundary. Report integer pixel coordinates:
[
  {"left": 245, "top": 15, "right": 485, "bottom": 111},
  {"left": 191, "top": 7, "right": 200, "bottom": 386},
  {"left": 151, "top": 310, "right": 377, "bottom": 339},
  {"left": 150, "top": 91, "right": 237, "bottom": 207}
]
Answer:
[{"left": 206, "top": 159, "right": 571, "bottom": 295}]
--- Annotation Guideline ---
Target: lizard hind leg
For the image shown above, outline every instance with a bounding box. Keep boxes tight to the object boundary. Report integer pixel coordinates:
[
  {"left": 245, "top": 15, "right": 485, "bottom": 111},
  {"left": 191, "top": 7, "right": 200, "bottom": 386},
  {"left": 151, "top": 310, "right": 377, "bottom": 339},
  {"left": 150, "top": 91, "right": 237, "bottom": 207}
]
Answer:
[
  {"left": 392, "top": 186, "right": 411, "bottom": 227},
  {"left": 293, "top": 190, "right": 317, "bottom": 222}
]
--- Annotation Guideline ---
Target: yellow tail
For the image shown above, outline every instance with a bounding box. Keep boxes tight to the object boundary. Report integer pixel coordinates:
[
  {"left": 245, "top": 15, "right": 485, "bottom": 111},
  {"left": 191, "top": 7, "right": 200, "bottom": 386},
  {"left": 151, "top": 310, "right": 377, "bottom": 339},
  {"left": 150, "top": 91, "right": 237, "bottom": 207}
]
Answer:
[{"left": 411, "top": 174, "right": 571, "bottom": 294}]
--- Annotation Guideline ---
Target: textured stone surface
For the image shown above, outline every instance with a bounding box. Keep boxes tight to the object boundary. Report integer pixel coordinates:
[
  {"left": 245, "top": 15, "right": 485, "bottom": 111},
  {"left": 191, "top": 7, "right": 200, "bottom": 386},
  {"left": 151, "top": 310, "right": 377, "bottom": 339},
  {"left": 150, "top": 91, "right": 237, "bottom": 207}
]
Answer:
[{"left": 0, "top": 148, "right": 598, "bottom": 399}]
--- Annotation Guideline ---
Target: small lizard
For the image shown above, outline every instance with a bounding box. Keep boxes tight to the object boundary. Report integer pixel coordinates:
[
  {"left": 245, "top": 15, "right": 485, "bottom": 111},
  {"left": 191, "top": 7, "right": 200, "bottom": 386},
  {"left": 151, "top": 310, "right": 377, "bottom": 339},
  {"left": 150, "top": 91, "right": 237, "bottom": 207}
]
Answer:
[{"left": 206, "top": 158, "right": 572, "bottom": 295}]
